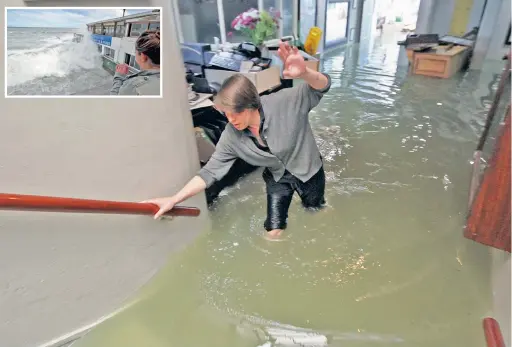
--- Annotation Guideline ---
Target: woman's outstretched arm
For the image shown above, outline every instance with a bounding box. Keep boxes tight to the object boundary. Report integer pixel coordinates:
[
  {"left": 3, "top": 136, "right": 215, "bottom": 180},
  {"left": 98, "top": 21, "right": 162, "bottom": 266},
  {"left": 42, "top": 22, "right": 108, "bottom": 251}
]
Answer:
[
  {"left": 143, "top": 176, "right": 207, "bottom": 219},
  {"left": 301, "top": 67, "right": 329, "bottom": 91},
  {"left": 110, "top": 64, "right": 137, "bottom": 95}
]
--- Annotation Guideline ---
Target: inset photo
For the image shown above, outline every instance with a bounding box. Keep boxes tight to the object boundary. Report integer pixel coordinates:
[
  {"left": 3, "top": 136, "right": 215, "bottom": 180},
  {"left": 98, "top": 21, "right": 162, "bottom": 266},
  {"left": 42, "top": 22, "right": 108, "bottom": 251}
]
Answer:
[{"left": 6, "top": 7, "right": 161, "bottom": 97}]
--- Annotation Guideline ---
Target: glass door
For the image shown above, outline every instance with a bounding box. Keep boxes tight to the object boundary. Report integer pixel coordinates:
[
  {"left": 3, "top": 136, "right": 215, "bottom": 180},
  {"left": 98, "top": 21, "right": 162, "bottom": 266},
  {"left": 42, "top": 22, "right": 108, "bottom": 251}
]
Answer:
[{"left": 324, "top": 0, "right": 350, "bottom": 48}]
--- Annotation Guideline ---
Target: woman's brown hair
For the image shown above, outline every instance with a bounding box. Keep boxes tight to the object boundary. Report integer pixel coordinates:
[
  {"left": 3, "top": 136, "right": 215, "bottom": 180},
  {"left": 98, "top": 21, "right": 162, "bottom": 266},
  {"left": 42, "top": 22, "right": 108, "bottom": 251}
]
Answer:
[
  {"left": 135, "top": 30, "right": 160, "bottom": 65},
  {"left": 214, "top": 74, "right": 261, "bottom": 113}
]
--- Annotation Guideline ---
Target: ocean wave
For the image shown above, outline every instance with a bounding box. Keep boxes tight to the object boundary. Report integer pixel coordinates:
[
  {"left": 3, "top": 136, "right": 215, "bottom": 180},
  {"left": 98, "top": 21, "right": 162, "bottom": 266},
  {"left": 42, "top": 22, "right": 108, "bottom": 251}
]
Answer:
[
  {"left": 6, "top": 34, "right": 103, "bottom": 87},
  {"left": 8, "top": 42, "right": 64, "bottom": 57},
  {"left": 7, "top": 33, "right": 75, "bottom": 56}
]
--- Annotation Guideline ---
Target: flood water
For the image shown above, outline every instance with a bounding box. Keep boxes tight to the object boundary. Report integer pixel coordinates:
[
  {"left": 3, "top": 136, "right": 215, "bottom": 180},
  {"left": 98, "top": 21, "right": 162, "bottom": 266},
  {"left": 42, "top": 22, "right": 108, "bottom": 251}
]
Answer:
[{"left": 72, "top": 29, "right": 506, "bottom": 347}]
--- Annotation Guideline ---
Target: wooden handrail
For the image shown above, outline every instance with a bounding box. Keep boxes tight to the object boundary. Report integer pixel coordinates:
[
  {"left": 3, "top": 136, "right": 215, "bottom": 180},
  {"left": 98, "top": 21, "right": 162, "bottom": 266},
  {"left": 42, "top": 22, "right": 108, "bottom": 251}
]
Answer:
[
  {"left": 0, "top": 193, "right": 200, "bottom": 217},
  {"left": 468, "top": 54, "right": 511, "bottom": 207},
  {"left": 483, "top": 317, "right": 506, "bottom": 347},
  {"left": 465, "top": 106, "right": 511, "bottom": 253}
]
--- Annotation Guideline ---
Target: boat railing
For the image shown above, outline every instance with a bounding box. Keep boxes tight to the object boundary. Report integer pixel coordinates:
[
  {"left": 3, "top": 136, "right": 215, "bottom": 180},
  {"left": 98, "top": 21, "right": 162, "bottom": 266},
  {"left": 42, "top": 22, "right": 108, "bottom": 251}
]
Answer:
[{"left": 0, "top": 193, "right": 200, "bottom": 217}]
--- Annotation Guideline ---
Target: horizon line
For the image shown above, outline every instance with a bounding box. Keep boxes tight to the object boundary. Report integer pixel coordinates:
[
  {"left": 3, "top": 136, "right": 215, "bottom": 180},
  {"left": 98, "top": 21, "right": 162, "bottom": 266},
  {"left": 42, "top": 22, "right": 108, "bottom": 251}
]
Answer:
[{"left": 7, "top": 26, "right": 81, "bottom": 28}]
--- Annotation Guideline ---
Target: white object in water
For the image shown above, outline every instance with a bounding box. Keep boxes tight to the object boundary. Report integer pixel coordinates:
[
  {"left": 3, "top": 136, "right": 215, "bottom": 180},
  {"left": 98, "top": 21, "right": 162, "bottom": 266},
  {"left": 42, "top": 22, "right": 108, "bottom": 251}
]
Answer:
[{"left": 266, "top": 327, "right": 328, "bottom": 346}]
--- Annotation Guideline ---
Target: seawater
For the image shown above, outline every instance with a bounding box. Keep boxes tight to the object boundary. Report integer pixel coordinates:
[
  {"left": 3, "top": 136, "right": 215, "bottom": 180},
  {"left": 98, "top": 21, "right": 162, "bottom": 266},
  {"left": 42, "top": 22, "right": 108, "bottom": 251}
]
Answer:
[
  {"left": 6, "top": 27, "right": 113, "bottom": 95},
  {"left": 70, "top": 29, "right": 507, "bottom": 347}
]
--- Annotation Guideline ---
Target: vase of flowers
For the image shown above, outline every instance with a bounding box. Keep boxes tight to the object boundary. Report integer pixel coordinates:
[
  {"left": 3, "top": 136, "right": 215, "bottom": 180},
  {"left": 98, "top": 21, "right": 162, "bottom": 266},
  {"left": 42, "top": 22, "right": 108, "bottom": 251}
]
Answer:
[{"left": 230, "top": 8, "right": 280, "bottom": 57}]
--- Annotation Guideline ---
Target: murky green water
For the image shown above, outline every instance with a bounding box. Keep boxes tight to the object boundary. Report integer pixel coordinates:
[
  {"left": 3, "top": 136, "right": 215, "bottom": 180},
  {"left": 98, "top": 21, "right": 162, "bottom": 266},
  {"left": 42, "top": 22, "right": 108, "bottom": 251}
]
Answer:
[{"left": 72, "top": 30, "right": 505, "bottom": 347}]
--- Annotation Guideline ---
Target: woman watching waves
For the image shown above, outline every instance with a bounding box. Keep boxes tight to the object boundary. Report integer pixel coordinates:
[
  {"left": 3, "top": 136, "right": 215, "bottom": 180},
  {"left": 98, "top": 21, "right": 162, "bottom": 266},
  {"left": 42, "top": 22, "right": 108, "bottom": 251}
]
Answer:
[{"left": 110, "top": 30, "right": 160, "bottom": 96}]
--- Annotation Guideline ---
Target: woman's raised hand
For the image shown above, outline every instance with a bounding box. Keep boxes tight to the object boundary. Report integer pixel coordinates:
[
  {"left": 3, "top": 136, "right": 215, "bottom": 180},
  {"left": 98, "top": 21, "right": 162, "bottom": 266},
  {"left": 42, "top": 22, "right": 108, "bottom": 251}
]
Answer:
[
  {"left": 115, "top": 63, "right": 130, "bottom": 75},
  {"left": 277, "top": 41, "right": 307, "bottom": 79}
]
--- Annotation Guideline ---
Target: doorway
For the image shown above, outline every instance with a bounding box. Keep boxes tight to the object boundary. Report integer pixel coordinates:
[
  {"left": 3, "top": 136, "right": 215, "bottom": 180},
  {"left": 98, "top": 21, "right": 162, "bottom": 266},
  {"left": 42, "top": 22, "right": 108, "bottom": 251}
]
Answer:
[{"left": 324, "top": 0, "right": 350, "bottom": 49}]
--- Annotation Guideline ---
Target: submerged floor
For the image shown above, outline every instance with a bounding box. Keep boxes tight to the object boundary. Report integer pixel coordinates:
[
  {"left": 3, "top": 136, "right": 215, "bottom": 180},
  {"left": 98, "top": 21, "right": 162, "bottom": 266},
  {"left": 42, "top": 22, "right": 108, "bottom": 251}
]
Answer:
[{"left": 72, "top": 30, "right": 505, "bottom": 347}]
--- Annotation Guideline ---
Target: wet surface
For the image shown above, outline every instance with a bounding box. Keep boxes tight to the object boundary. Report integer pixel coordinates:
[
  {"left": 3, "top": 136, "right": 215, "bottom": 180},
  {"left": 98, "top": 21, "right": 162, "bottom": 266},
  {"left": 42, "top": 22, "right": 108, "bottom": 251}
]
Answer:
[{"left": 71, "top": 28, "right": 506, "bottom": 347}]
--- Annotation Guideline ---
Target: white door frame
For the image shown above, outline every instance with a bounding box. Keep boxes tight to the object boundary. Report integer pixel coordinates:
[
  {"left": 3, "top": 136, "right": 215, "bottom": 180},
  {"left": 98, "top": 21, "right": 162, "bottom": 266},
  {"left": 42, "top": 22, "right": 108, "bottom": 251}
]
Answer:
[
  {"left": 171, "top": 0, "right": 184, "bottom": 43},
  {"left": 217, "top": 0, "right": 228, "bottom": 43},
  {"left": 293, "top": 0, "right": 299, "bottom": 38}
]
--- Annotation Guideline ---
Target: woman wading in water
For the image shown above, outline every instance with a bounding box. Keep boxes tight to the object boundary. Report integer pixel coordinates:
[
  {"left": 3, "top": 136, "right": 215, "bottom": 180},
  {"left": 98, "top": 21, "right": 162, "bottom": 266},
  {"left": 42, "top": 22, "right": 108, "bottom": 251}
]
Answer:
[
  {"left": 144, "top": 42, "right": 330, "bottom": 239},
  {"left": 110, "top": 30, "right": 160, "bottom": 96}
]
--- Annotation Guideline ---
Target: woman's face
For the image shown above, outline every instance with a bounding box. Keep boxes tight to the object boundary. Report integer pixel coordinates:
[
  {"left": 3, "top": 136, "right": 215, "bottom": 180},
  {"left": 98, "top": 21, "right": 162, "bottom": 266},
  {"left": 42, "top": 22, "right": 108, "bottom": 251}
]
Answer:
[{"left": 215, "top": 105, "right": 251, "bottom": 130}]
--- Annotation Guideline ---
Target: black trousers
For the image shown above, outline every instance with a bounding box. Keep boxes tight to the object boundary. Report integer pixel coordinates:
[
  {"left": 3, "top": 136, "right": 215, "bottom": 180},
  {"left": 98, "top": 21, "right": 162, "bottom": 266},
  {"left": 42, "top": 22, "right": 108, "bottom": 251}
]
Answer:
[{"left": 262, "top": 166, "right": 326, "bottom": 231}]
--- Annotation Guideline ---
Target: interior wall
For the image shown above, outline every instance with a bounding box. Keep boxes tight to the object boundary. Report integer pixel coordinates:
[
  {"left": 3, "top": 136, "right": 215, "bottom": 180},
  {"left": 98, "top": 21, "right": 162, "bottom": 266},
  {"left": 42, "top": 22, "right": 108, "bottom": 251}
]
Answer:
[
  {"left": 415, "top": 0, "right": 457, "bottom": 36},
  {"left": 1, "top": 1, "right": 208, "bottom": 346},
  {"left": 449, "top": 0, "right": 474, "bottom": 36},
  {"left": 347, "top": 0, "right": 360, "bottom": 44},
  {"left": 486, "top": 0, "right": 511, "bottom": 60},
  {"left": 471, "top": 0, "right": 511, "bottom": 69},
  {"left": 416, "top": 0, "right": 489, "bottom": 37},
  {"left": 465, "top": 0, "right": 486, "bottom": 32},
  {"left": 415, "top": 0, "right": 435, "bottom": 33},
  {"left": 430, "top": 0, "right": 456, "bottom": 36},
  {"left": 359, "top": 0, "right": 376, "bottom": 43},
  {"left": 352, "top": 0, "right": 364, "bottom": 43}
]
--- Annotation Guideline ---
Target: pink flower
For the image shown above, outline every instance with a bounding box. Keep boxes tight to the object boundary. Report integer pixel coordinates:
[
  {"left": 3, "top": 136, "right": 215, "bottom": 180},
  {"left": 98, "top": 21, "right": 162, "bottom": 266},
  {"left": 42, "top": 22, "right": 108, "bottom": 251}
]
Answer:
[{"left": 227, "top": 31, "right": 233, "bottom": 37}]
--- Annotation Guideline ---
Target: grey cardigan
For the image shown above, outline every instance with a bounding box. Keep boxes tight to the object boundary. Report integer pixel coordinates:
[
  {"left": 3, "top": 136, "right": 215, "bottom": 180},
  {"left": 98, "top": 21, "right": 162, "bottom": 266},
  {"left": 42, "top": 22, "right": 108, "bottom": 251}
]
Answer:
[
  {"left": 198, "top": 74, "right": 332, "bottom": 188},
  {"left": 110, "top": 70, "right": 160, "bottom": 96}
]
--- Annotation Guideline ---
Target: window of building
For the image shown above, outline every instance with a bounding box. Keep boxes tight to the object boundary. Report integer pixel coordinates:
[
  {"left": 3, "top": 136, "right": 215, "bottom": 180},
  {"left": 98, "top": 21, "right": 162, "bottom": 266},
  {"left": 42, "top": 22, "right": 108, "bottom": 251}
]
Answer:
[
  {"left": 124, "top": 53, "right": 141, "bottom": 70},
  {"left": 104, "top": 25, "right": 115, "bottom": 36},
  {"left": 324, "top": 0, "right": 349, "bottom": 48},
  {"left": 115, "top": 23, "right": 125, "bottom": 37},
  {"left": 129, "top": 23, "right": 147, "bottom": 37},
  {"left": 104, "top": 47, "right": 115, "bottom": 59},
  {"left": 149, "top": 22, "right": 160, "bottom": 31},
  {"left": 94, "top": 25, "right": 102, "bottom": 34}
]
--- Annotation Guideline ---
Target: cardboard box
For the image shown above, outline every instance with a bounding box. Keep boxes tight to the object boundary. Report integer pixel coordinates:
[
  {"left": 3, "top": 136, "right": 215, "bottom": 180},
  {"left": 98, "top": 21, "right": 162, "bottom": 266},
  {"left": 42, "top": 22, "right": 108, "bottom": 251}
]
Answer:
[
  {"left": 410, "top": 45, "right": 471, "bottom": 79},
  {"left": 305, "top": 58, "right": 320, "bottom": 72},
  {"left": 204, "top": 66, "right": 281, "bottom": 94}
]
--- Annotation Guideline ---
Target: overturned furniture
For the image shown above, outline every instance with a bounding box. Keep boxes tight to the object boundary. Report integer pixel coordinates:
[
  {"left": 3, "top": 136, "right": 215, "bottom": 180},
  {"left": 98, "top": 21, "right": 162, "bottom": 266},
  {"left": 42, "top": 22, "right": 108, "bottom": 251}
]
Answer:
[{"left": 400, "top": 28, "right": 478, "bottom": 79}]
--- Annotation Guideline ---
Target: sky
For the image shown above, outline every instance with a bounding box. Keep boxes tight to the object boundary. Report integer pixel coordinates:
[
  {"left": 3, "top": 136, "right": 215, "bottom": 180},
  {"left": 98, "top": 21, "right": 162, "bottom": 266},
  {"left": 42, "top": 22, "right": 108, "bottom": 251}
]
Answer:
[{"left": 6, "top": 8, "right": 155, "bottom": 28}]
